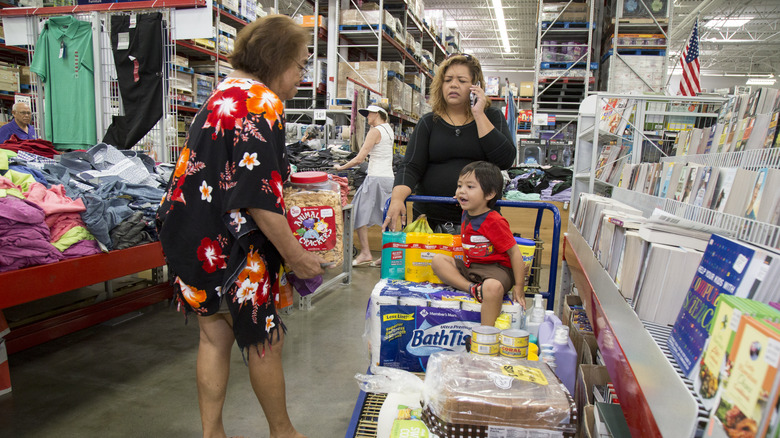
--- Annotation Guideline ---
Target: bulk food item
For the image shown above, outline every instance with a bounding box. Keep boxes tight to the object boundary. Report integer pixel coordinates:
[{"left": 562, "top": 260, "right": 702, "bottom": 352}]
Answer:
[
  {"left": 422, "top": 352, "right": 576, "bottom": 437},
  {"left": 283, "top": 171, "right": 343, "bottom": 265}
]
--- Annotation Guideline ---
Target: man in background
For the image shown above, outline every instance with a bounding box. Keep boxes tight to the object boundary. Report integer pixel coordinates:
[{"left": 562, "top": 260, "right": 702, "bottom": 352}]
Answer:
[{"left": 0, "top": 102, "right": 37, "bottom": 143}]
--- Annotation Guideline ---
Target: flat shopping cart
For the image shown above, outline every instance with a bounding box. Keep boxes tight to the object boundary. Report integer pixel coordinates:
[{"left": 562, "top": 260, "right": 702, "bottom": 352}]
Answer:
[{"left": 345, "top": 196, "right": 562, "bottom": 438}]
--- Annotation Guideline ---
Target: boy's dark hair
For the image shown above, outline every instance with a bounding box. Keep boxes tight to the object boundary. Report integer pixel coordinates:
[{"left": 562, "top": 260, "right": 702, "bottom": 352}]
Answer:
[{"left": 460, "top": 161, "right": 505, "bottom": 208}]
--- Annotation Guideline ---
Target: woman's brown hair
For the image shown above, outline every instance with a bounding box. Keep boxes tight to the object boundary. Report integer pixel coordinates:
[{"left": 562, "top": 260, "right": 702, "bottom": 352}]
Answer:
[
  {"left": 229, "top": 15, "right": 309, "bottom": 85},
  {"left": 428, "top": 54, "right": 486, "bottom": 120}
]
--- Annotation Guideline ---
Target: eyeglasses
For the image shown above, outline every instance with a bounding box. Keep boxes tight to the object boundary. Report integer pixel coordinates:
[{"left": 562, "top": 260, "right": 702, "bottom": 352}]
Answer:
[
  {"left": 296, "top": 61, "right": 310, "bottom": 78},
  {"left": 16, "top": 111, "right": 32, "bottom": 115}
]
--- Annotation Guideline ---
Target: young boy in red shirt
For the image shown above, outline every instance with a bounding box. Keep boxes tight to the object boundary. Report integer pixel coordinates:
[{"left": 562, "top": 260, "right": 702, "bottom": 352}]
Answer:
[{"left": 432, "top": 161, "right": 526, "bottom": 326}]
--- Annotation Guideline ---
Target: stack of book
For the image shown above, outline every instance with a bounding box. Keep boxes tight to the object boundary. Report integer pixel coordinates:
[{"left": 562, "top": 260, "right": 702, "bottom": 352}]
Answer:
[
  {"left": 668, "top": 234, "right": 780, "bottom": 382},
  {"left": 690, "top": 295, "right": 780, "bottom": 438}
]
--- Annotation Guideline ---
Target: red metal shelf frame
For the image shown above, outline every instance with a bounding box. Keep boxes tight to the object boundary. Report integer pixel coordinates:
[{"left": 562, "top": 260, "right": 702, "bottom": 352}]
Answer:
[
  {"left": 563, "top": 235, "right": 661, "bottom": 437},
  {"left": 0, "top": 242, "right": 173, "bottom": 354}
]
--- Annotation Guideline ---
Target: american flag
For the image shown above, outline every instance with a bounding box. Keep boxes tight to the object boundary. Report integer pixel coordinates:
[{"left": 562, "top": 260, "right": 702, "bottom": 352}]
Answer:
[{"left": 679, "top": 19, "right": 701, "bottom": 96}]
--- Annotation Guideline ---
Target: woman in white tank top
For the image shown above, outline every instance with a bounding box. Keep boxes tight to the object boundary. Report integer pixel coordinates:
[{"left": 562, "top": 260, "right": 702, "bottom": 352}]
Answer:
[{"left": 334, "top": 103, "right": 395, "bottom": 266}]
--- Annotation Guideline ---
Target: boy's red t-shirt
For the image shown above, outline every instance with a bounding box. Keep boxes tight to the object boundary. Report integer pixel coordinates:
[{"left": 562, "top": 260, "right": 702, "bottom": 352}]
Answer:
[{"left": 460, "top": 210, "right": 515, "bottom": 268}]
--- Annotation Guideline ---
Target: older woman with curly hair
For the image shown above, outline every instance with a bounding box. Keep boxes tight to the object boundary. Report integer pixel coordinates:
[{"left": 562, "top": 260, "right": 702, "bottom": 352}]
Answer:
[{"left": 157, "top": 15, "right": 326, "bottom": 438}]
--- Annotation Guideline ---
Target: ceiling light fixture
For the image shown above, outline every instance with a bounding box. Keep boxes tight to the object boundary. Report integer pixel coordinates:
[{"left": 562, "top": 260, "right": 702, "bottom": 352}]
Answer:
[
  {"left": 746, "top": 78, "right": 777, "bottom": 85},
  {"left": 704, "top": 17, "right": 753, "bottom": 28},
  {"left": 491, "top": 0, "right": 511, "bottom": 53}
]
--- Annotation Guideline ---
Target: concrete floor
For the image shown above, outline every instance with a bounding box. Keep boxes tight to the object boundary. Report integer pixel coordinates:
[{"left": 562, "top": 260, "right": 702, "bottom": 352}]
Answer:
[{"left": 0, "top": 264, "right": 383, "bottom": 438}]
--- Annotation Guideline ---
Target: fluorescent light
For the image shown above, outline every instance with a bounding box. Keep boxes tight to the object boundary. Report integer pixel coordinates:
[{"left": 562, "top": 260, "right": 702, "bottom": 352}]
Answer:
[
  {"left": 704, "top": 17, "right": 753, "bottom": 28},
  {"left": 746, "top": 78, "right": 777, "bottom": 85},
  {"left": 491, "top": 0, "right": 511, "bottom": 53}
]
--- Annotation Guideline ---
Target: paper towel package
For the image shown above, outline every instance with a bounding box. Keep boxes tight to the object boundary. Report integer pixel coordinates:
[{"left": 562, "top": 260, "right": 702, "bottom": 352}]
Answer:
[{"left": 366, "top": 279, "right": 524, "bottom": 372}]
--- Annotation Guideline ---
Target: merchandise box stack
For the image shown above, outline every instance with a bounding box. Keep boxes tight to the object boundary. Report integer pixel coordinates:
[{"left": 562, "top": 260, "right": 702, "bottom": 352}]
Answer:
[
  {"left": 171, "top": 69, "right": 194, "bottom": 98},
  {"left": 194, "top": 74, "right": 214, "bottom": 106},
  {"left": 540, "top": 1, "right": 588, "bottom": 22},
  {"left": 220, "top": 0, "right": 239, "bottom": 15},
  {"left": 0, "top": 65, "right": 20, "bottom": 93},
  {"left": 340, "top": 9, "right": 394, "bottom": 29},
  {"left": 485, "top": 76, "right": 500, "bottom": 96},
  {"left": 172, "top": 55, "right": 189, "bottom": 70},
  {"left": 240, "top": 0, "right": 257, "bottom": 22},
  {"left": 402, "top": 82, "right": 413, "bottom": 115},
  {"left": 600, "top": 55, "right": 664, "bottom": 94},
  {"left": 337, "top": 61, "right": 403, "bottom": 99},
  {"left": 386, "top": 76, "right": 404, "bottom": 113},
  {"left": 406, "top": 0, "right": 424, "bottom": 24}
]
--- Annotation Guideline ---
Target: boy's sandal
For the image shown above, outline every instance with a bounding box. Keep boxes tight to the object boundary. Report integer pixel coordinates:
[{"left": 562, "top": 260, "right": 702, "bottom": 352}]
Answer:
[{"left": 469, "top": 282, "right": 483, "bottom": 303}]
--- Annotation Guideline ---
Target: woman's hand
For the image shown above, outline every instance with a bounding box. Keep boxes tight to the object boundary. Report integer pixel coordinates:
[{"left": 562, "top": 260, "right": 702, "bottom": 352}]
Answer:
[
  {"left": 286, "top": 248, "right": 328, "bottom": 279},
  {"left": 470, "top": 83, "right": 487, "bottom": 116},
  {"left": 333, "top": 164, "right": 343, "bottom": 171},
  {"left": 381, "top": 199, "right": 407, "bottom": 232}
]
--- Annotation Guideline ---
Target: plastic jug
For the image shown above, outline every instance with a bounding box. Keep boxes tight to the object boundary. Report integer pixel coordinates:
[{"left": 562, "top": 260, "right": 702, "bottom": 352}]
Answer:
[
  {"left": 552, "top": 325, "right": 577, "bottom": 394},
  {"left": 538, "top": 310, "right": 562, "bottom": 347},
  {"left": 525, "top": 294, "right": 546, "bottom": 341}
]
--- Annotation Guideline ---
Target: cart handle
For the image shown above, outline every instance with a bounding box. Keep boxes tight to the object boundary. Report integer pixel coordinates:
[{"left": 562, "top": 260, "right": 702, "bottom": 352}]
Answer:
[{"left": 383, "top": 195, "right": 561, "bottom": 310}]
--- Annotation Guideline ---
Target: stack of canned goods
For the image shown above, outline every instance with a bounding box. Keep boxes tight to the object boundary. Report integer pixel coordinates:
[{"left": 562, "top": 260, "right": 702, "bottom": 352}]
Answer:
[{"left": 470, "top": 326, "right": 530, "bottom": 359}]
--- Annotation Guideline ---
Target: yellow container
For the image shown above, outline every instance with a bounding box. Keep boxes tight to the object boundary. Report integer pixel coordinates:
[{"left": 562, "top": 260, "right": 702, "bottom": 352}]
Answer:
[
  {"left": 515, "top": 237, "right": 536, "bottom": 292},
  {"left": 427, "top": 233, "right": 453, "bottom": 284},
  {"left": 405, "top": 232, "right": 431, "bottom": 282}
]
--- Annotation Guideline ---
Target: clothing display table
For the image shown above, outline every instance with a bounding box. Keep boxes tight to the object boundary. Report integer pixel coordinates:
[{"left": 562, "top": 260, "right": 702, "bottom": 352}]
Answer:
[{"left": 0, "top": 242, "right": 172, "bottom": 355}]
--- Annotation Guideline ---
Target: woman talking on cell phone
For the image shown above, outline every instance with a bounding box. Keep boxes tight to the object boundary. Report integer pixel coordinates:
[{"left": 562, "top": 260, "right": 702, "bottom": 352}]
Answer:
[{"left": 382, "top": 54, "right": 516, "bottom": 233}]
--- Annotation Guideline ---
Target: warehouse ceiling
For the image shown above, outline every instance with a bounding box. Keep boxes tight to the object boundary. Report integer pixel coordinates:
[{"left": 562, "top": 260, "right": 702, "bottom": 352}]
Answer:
[
  {"left": 281, "top": 0, "right": 780, "bottom": 77},
  {"left": 422, "top": 0, "right": 780, "bottom": 77}
]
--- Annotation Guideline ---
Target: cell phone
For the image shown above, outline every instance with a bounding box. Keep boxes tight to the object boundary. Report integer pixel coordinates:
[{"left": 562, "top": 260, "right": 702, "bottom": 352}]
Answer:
[{"left": 470, "top": 81, "right": 481, "bottom": 107}]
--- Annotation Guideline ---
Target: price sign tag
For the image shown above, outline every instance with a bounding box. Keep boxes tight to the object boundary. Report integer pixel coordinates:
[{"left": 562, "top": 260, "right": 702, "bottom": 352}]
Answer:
[{"left": 314, "top": 110, "right": 326, "bottom": 121}]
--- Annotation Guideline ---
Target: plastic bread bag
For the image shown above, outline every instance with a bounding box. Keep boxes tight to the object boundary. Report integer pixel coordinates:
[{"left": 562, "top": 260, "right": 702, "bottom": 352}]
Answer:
[
  {"left": 421, "top": 352, "right": 576, "bottom": 435},
  {"left": 355, "top": 365, "right": 425, "bottom": 395}
]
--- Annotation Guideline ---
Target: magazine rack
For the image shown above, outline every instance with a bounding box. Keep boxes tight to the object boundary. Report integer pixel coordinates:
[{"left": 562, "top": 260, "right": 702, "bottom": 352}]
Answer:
[{"left": 563, "top": 226, "right": 701, "bottom": 438}]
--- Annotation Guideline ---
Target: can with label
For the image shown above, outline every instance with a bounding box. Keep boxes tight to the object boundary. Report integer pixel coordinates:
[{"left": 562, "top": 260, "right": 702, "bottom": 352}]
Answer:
[
  {"left": 500, "top": 344, "right": 528, "bottom": 358},
  {"left": 500, "top": 329, "right": 530, "bottom": 348},
  {"left": 472, "top": 325, "right": 500, "bottom": 345},
  {"left": 470, "top": 341, "right": 499, "bottom": 356}
]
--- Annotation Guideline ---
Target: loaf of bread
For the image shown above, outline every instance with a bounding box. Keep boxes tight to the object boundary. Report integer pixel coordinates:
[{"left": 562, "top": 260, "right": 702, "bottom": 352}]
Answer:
[{"left": 423, "top": 352, "right": 575, "bottom": 433}]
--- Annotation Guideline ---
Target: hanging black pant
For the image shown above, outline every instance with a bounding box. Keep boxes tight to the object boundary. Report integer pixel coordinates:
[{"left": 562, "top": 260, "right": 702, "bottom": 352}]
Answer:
[{"left": 102, "top": 13, "right": 164, "bottom": 150}]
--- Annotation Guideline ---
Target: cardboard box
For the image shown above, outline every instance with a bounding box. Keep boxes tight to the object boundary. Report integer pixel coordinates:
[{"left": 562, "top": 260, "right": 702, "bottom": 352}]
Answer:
[
  {"left": 571, "top": 323, "right": 597, "bottom": 364},
  {"left": 0, "top": 67, "right": 20, "bottom": 93},
  {"left": 218, "top": 22, "right": 237, "bottom": 36},
  {"left": 340, "top": 9, "right": 394, "bottom": 27},
  {"left": 386, "top": 76, "right": 404, "bottom": 112},
  {"left": 402, "top": 82, "right": 413, "bottom": 114},
  {"left": 337, "top": 61, "right": 402, "bottom": 99},
  {"left": 562, "top": 294, "right": 583, "bottom": 328},
  {"left": 301, "top": 15, "right": 325, "bottom": 28},
  {"left": 221, "top": 0, "right": 239, "bottom": 14},
  {"left": 519, "top": 81, "right": 534, "bottom": 97},
  {"left": 581, "top": 405, "right": 596, "bottom": 438},
  {"left": 575, "top": 365, "right": 611, "bottom": 419}
]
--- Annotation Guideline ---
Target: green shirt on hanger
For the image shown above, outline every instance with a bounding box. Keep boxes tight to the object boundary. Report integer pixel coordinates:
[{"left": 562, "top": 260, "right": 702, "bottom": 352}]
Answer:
[{"left": 30, "top": 15, "right": 97, "bottom": 151}]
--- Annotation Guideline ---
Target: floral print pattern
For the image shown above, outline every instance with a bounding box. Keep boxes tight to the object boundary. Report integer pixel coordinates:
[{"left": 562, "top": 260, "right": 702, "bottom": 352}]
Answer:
[{"left": 156, "top": 78, "right": 290, "bottom": 350}]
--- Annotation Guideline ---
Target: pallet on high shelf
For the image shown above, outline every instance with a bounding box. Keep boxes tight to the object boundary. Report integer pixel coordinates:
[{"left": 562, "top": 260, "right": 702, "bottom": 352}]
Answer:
[
  {"left": 540, "top": 61, "right": 598, "bottom": 70},
  {"left": 610, "top": 17, "right": 669, "bottom": 25},
  {"left": 601, "top": 48, "right": 666, "bottom": 62},
  {"left": 538, "top": 76, "right": 595, "bottom": 84},
  {"left": 338, "top": 24, "right": 395, "bottom": 39},
  {"left": 541, "top": 21, "right": 593, "bottom": 30}
]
